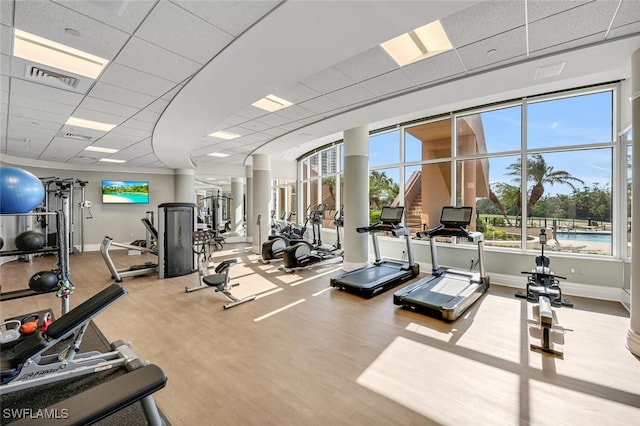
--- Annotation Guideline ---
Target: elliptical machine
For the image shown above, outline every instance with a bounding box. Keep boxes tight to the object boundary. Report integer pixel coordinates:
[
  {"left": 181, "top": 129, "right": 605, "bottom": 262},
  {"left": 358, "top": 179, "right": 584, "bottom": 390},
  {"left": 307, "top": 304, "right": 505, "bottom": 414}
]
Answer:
[
  {"left": 280, "top": 206, "right": 343, "bottom": 273},
  {"left": 260, "top": 207, "right": 310, "bottom": 263},
  {"left": 516, "top": 229, "right": 573, "bottom": 357}
]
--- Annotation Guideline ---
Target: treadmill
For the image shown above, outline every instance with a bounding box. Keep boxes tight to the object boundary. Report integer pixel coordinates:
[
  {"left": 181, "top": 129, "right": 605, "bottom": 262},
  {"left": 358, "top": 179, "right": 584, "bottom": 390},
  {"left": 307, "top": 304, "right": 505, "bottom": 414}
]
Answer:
[
  {"left": 330, "top": 206, "right": 420, "bottom": 298},
  {"left": 393, "top": 206, "right": 490, "bottom": 320}
]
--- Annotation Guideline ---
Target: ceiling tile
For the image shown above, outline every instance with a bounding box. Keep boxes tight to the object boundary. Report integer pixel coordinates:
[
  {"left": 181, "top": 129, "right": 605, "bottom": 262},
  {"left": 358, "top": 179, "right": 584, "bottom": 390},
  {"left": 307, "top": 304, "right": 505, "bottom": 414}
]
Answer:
[
  {"left": 1, "top": 24, "right": 11, "bottom": 56},
  {"left": 115, "top": 138, "right": 153, "bottom": 157},
  {"left": 134, "top": 1, "right": 233, "bottom": 65},
  {"left": 325, "top": 84, "right": 377, "bottom": 107},
  {"left": 527, "top": 0, "right": 592, "bottom": 22},
  {"left": 299, "top": 95, "right": 343, "bottom": 115},
  {"left": 456, "top": 27, "right": 527, "bottom": 71},
  {"left": 52, "top": 0, "right": 157, "bottom": 33},
  {"left": 120, "top": 118, "right": 155, "bottom": 132},
  {"left": 40, "top": 136, "right": 90, "bottom": 161},
  {"left": 275, "top": 82, "right": 321, "bottom": 104},
  {"left": 161, "top": 85, "right": 182, "bottom": 101},
  {"left": 14, "top": 0, "right": 129, "bottom": 60},
  {"left": 7, "top": 125, "right": 57, "bottom": 145},
  {"left": 610, "top": 0, "right": 640, "bottom": 31},
  {"left": 300, "top": 67, "right": 356, "bottom": 94},
  {"left": 9, "top": 105, "right": 68, "bottom": 125},
  {"left": 607, "top": 21, "right": 640, "bottom": 40},
  {"left": 402, "top": 51, "right": 466, "bottom": 86},
  {"left": 255, "top": 113, "right": 291, "bottom": 127},
  {"left": 92, "top": 131, "right": 144, "bottom": 150},
  {"left": 89, "top": 82, "right": 156, "bottom": 109},
  {"left": 72, "top": 108, "right": 126, "bottom": 127},
  {"left": 1, "top": 53, "right": 10, "bottom": 76},
  {"left": 115, "top": 36, "right": 201, "bottom": 83},
  {"left": 359, "top": 69, "right": 415, "bottom": 98},
  {"left": 172, "top": 0, "right": 280, "bottom": 37},
  {"left": 528, "top": 1, "right": 619, "bottom": 52},
  {"left": 145, "top": 98, "right": 170, "bottom": 114},
  {"left": 131, "top": 109, "right": 161, "bottom": 124},
  {"left": 335, "top": 46, "right": 398, "bottom": 83},
  {"left": 270, "top": 105, "right": 314, "bottom": 121},
  {"left": 100, "top": 62, "right": 176, "bottom": 98},
  {"left": 0, "top": 1, "right": 13, "bottom": 26},
  {"left": 9, "top": 115, "right": 61, "bottom": 131},
  {"left": 529, "top": 32, "right": 606, "bottom": 58},
  {"left": 78, "top": 96, "right": 141, "bottom": 119},
  {"left": 9, "top": 93, "right": 77, "bottom": 116},
  {"left": 10, "top": 78, "right": 84, "bottom": 106},
  {"left": 442, "top": 0, "right": 526, "bottom": 48}
]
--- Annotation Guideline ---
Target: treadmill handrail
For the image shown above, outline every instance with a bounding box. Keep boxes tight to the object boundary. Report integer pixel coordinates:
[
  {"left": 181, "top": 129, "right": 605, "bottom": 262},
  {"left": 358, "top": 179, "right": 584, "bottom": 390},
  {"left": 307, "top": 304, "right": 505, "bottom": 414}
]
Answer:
[
  {"left": 356, "top": 222, "right": 401, "bottom": 233},
  {"left": 416, "top": 225, "right": 483, "bottom": 242}
]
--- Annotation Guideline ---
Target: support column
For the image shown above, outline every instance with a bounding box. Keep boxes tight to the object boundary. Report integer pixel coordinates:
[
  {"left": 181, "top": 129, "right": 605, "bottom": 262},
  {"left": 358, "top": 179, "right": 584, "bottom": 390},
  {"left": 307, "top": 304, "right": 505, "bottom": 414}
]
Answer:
[
  {"left": 252, "top": 155, "right": 271, "bottom": 253},
  {"left": 231, "top": 177, "right": 244, "bottom": 236},
  {"left": 343, "top": 125, "right": 369, "bottom": 271},
  {"left": 246, "top": 165, "right": 253, "bottom": 239},
  {"left": 174, "top": 169, "right": 195, "bottom": 204},
  {"left": 627, "top": 49, "right": 640, "bottom": 357}
]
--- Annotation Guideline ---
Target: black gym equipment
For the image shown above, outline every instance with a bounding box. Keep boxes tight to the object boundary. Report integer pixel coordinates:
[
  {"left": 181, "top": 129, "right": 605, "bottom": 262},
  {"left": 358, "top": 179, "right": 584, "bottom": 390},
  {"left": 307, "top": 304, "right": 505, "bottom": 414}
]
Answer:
[
  {"left": 186, "top": 230, "right": 256, "bottom": 309},
  {"left": 393, "top": 206, "right": 490, "bottom": 321},
  {"left": 330, "top": 206, "right": 419, "bottom": 298},
  {"left": 14, "top": 230, "right": 45, "bottom": 251},
  {"left": 100, "top": 216, "right": 159, "bottom": 282},
  {"left": 260, "top": 207, "right": 310, "bottom": 264},
  {"left": 8, "top": 363, "right": 167, "bottom": 426},
  {"left": 516, "top": 229, "right": 573, "bottom": 358},
  {"left": 0, "top": 284, "right": 145, "bottom": 392},
  {"left": 280, "top": 207, "right": 343, "bottom": 273},
  {"left": 158, "top": 202, "right": 196, "bottom": 278},
  {"left": 28, "top": 270, "right": 60, "bottom": 292}
]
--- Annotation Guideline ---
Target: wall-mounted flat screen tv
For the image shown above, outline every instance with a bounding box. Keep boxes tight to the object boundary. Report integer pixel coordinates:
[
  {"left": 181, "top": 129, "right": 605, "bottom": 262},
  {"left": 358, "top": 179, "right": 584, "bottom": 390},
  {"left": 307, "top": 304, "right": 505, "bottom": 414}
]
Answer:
[{"left": 102, "top": 180, "right": 149, "bottom": 204}]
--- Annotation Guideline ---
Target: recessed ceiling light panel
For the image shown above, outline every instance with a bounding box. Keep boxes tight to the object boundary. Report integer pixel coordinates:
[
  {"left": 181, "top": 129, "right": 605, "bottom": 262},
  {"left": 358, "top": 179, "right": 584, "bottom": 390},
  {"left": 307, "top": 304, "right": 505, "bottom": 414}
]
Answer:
[
  {"left": 99, "top": 158, "right": 126, "bottom": 163},
  {"left": 252, "top": 94, "right": 293, "bottom": 112},
  {"left": 66, "top": 117, "right": 115, "bottom": 132},
  {"left": 381, "top": 20, "right": 452, "bottom": 67},
  {"left": 85, "top": 146, "right": 119, "bottom": 154},
  {"left": 13, "top": 29, "right": 109, "bottom": 79},
  {"left": 208, "top": 152, "right": 230, "bottom": 157},
  {"left": 208, "top": 131, "right": 240, "bottom": 140}
]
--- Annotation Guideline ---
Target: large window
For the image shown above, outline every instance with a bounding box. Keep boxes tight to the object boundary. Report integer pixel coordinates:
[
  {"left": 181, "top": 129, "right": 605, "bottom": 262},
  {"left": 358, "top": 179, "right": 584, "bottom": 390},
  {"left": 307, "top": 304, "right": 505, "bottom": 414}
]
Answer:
[{"left": 298, "top": 85, "right": 620, "bottom": 258}]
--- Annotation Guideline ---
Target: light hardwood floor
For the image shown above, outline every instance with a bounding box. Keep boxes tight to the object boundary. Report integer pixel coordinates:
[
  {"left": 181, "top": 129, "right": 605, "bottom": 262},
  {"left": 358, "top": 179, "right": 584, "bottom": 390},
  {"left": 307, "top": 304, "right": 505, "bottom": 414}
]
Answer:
[{"left": 1, "top": 244, "right": 639, "bottom": 425}]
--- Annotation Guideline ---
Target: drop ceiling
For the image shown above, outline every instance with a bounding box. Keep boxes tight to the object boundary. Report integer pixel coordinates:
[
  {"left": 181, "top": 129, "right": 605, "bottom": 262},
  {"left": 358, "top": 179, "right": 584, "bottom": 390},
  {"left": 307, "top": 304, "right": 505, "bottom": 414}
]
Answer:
[{"left": 1, "top": 0, "right": 640, "bottom": 186}]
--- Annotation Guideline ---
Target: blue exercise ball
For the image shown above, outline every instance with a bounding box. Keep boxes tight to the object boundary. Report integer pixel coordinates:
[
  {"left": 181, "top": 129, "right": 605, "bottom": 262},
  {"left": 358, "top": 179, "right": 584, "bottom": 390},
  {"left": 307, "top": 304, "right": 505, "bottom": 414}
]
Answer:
[{"left": 0, "top": 167, "right": 45, "bottom": 214}]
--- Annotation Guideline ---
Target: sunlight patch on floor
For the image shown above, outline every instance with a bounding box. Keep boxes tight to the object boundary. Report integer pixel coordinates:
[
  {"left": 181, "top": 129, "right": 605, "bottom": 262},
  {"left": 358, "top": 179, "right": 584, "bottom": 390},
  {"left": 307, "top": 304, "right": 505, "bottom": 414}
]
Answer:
[{"left": 356, "top": 336, "right": 519, "bottom": 425}]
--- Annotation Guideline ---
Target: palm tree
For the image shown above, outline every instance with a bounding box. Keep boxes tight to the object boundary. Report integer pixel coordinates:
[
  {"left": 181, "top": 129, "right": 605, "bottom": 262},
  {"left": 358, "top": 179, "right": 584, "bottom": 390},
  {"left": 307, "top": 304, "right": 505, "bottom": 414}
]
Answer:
[
  {"left": 506, "top": 154, "right": 584, "bottom": 214},
  {"left": 369, "top": 170, "right": 398, "bottom": 209}
]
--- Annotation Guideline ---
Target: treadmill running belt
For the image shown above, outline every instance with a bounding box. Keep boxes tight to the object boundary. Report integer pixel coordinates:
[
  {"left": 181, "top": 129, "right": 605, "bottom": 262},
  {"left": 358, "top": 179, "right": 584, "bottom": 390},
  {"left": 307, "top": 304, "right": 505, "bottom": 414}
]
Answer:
[
  {"left": 430, "top": 276, "right": 471, "bottom": 296},
  {"left": 337, "top": 265, "right": 404, "bottom": 289}
]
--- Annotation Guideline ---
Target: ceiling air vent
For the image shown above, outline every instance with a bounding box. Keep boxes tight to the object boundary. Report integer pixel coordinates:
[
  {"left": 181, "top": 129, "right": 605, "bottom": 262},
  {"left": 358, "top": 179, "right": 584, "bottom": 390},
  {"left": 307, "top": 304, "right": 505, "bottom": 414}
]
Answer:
[
  {"left": 62, "top": 132, "right": 93, "bottom": 141},
  {"left": 25, "top": 66, "right": 79, "bottom": 89}
]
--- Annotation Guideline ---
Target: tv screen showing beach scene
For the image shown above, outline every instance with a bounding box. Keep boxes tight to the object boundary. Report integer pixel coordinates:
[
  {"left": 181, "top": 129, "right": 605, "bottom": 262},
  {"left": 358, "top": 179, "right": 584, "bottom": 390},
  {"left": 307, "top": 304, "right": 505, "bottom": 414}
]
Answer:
[{"left": 102, "top": 180, "right": 149, "bottom": 204}]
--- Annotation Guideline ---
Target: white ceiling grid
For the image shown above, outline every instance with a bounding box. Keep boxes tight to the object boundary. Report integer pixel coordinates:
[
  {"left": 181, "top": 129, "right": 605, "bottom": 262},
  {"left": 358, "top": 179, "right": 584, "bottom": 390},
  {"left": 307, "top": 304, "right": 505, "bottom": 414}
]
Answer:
[{"left": 0, "top": 0, "right": 639, "bottom": 183}]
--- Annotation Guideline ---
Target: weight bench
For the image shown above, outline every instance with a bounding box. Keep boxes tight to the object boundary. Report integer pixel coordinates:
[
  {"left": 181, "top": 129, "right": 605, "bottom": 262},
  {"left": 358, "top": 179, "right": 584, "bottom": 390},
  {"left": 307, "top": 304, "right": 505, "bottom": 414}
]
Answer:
[
  {"left": 0, "top": 284, "right": 136, "bottom": 393},
  {"left": 10, "top": 363, "right": 167, "bottom": 426}
]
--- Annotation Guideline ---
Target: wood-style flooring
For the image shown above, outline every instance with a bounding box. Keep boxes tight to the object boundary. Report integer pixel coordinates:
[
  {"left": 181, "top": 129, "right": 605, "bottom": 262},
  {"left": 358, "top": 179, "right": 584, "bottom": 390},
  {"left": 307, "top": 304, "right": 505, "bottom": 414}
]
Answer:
[{"left": 1, "top": 244, "right": 639, "bottom": 425}]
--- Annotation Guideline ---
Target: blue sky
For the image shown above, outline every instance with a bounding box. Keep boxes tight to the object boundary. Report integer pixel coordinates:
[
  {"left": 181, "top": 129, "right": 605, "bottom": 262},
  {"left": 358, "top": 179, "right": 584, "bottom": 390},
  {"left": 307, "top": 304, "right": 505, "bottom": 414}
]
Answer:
[{"left": 368, "top": 90, "right": 614, "bottom": 197}]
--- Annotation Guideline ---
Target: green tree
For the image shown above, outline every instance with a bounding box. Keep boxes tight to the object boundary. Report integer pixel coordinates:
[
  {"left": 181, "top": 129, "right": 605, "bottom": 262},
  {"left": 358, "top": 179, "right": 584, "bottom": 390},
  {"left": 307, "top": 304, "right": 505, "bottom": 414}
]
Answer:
[
  {"left": 507, "top": 154, "right": 584, "bottom": 215},
  {"left": 369, "top": 171, "right": 399, "bottom": 209}
]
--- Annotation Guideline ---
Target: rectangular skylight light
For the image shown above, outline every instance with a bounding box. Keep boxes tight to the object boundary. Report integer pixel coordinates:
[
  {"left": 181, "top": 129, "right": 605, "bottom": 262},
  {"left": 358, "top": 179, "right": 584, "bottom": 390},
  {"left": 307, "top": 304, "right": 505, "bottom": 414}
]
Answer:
[
  {"left": 13, "top": 29, "right": 109, "bottom": 79},
  {"left": 66, "top": 117, "right": 115, "bottom": 132},
  {"left": 85, "top": 146, "right": 119, "bottom": 154},
  {"left": 208, "top": 131, "right": 240, "bottom": 140},
  {"left": 381, "top": 20, "right": 452, "bottom": 67},
  {"left": 99, "top": 158, "right": 126, "bottom": 163},
  {"left": 252, "top": 94, "right": 293, "bottom": 112},
  {"left": 208, "top": 152, "right": 230, "bottom": 157}
]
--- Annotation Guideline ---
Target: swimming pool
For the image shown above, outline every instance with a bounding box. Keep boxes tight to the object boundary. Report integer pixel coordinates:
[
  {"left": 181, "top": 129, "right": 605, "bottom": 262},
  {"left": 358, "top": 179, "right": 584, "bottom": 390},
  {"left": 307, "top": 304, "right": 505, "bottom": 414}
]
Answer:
[{"left": 554, "top": 232, "right": 612, "bottom": 243}]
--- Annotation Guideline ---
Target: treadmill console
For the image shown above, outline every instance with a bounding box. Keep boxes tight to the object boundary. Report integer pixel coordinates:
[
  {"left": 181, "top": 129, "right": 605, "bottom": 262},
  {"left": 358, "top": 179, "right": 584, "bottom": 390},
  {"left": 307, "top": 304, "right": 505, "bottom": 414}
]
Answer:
[
  {"left": 380, "top": 206, "right": 404, "bottom": 225},
  {"left": 440, "top": 206, "right": 472, "bottom": 228}
]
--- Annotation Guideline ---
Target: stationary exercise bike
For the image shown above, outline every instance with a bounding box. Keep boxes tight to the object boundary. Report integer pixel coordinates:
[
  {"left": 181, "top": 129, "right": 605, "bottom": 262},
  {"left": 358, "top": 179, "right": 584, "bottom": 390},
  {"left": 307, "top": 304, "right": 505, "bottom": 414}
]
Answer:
[
  {"left": 186, "top": 230, "right": 256, "bottom": 309},
  {"left": 280, "top": 206, "right": 343, "bottom": 273},
  {"left": 516, "top": 229, "right": 573, "bottom": 357}
]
